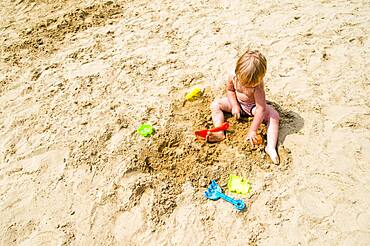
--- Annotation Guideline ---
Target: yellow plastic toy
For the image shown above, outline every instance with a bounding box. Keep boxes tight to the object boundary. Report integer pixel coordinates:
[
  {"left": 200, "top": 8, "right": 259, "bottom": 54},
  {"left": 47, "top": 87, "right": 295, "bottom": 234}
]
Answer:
[
  {"left": 227, "top": 175, "right": 252, "bottom": 196},
  {"left": 185, "top": 87, "right": 203, "bottom": 101}
]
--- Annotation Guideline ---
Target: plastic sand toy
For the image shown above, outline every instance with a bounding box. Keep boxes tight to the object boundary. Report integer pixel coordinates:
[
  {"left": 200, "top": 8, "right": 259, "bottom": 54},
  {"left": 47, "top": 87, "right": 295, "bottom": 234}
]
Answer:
[
  {"left": 195, "top": 122, "right": 230, "bottom": 139},
  {"left": 253, "top": 134, "right": 263, "bottom": 145},
  {"left": 185, "top": 87, "right": 203, "bottom": 101},
  {"left": 228, "top": 175, "right": 252, "bottom": 196},
  {"left": 204, "top": 180, "right": 246, "bottom": 211},
  {"left": 137, "top": 123, "right": 154, "bottom": 137}
]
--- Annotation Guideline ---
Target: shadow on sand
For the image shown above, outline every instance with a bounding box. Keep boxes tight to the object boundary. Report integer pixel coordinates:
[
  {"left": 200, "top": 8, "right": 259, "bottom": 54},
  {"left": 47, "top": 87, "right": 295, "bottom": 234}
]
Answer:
[{"left": 268, "top": 101, "right": 304, "bottom": 145}]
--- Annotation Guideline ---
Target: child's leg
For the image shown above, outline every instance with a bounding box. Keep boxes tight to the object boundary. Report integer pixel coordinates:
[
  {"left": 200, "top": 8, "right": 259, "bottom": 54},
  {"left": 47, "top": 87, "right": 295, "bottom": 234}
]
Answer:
[
  {"left": 253, "top": 105, "right": 280, "bottom": 163},
  {"left": 207, "top": 97, "right": 232, "bottom": 142}
]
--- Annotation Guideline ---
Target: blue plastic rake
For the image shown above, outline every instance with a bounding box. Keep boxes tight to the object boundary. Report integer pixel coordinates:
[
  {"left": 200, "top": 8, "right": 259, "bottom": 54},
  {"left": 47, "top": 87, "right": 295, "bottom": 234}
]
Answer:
[{"left": 204, "top": 180, "right": 246, "bottom": 211}]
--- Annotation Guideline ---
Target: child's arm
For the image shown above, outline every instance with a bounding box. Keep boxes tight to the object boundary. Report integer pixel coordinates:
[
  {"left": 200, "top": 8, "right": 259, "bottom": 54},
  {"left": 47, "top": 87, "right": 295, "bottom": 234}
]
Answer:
[
  {"left": 246, "top": 83, "right": 267, "bottom": 143},
  {"left": 226, "top": 74, "right": 241, "bottom": 119}
]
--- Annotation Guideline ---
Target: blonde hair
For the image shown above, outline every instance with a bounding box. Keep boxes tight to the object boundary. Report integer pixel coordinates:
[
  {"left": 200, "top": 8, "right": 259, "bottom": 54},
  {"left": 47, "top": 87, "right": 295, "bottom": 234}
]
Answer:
[{"left": 235, "top": 50, "right": 267, "bottom": 87}]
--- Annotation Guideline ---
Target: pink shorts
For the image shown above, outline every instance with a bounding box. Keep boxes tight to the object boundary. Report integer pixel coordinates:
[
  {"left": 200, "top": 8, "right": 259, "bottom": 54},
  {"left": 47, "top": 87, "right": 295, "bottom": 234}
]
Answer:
[{"left": 239, "top": 102, "right": 256, "bottom": 116}]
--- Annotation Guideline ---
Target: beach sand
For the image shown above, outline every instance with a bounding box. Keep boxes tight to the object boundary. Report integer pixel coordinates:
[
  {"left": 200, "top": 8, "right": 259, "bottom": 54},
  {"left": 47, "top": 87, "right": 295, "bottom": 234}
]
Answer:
[{"left": 1, "top": 0, "right": 369, "bottom": 245}]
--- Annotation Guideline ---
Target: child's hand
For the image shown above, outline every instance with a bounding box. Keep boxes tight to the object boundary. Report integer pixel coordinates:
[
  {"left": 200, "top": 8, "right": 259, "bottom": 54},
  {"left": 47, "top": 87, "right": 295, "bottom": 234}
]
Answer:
[
  {"left": 246, "top": 130, "right": 257, "bottom": 146},
  {"left": 232, "top": 106, "right": 241, "bottom": 120}
]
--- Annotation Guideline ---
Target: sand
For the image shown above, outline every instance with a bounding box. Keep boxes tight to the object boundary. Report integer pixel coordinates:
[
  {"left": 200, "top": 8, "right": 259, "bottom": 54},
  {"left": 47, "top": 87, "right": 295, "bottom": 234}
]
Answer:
[{"left": 1, "top": 0, "right": 369, "bottom": 245}]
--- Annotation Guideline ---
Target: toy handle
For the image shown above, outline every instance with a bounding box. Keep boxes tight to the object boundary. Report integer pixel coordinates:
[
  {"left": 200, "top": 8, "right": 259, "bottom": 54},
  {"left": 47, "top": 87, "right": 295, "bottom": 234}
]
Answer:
[
  {"left": 217, "top": 192, "right": 245, "bottom": 211},
  {"left": 209, "top": 122, "right": 230, "bottom": 133}
]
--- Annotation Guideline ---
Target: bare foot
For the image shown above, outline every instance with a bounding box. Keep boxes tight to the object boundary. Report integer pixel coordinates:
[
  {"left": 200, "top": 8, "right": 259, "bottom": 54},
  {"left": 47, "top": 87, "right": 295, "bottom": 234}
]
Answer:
[
  {"left": 265, "top": 146, "right": 280, "bottom": 164},
  {"left": 206, "top": 131, "right": 225, "bottom": 143}
]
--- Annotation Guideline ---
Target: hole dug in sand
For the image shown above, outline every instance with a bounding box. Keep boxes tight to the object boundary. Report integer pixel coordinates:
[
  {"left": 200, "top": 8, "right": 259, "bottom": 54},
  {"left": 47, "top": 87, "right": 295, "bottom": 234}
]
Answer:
[{"left": 130, "top": 92, "right": 292, "bottom": 225}]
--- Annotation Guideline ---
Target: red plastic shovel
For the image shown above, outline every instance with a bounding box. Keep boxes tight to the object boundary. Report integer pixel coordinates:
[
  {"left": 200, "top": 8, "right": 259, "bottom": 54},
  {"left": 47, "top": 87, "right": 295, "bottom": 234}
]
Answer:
[{"left": 195, "top": 122, "right": 230, "bottom": 139}]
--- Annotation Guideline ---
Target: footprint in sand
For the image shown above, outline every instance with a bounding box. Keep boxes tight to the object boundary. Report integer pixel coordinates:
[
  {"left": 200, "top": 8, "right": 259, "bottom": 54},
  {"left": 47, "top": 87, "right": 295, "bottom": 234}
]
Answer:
[
  {"left": 113, "top": 206, "right": 145, "bottom": 242},
  {"left": 19, "top": 230, "right": 63, "bottom": 246},
  {"left": 113, "top": 190, "right": 152, "bottom": 242},
  {"left": 297, "top": 189, "right": 334, "bottom": 218},
  {"left": 356, "top": 212, "right": 370, "bottom": 232},
  {"left": 64, "top": 60, "right": 109, "bottom": 79}
]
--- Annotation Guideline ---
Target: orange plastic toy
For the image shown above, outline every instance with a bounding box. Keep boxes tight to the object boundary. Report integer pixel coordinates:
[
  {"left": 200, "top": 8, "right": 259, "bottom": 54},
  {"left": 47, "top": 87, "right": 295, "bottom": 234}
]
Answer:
[{"left": 254, "top": 134, "right": 263, "bottom": 145}]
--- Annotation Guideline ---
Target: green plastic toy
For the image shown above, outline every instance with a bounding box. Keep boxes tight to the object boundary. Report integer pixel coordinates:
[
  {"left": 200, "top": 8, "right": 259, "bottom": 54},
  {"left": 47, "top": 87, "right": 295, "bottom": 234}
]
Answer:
[
  {"left": 228, "top": 175, "right": 252, "bottom": 195},
  {"left": 137, "top": 123, "right": 154, "bottom": 137}
]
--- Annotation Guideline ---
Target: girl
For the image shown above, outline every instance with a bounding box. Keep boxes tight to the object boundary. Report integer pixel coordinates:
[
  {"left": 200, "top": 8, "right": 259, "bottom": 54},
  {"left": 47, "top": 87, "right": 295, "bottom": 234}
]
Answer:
[{"left": 208, "top": 50, "right": 280, "bottom": 164}]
